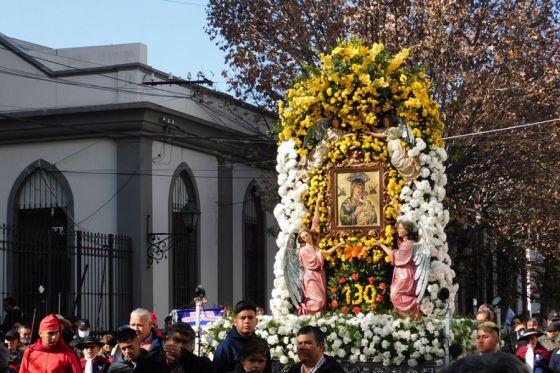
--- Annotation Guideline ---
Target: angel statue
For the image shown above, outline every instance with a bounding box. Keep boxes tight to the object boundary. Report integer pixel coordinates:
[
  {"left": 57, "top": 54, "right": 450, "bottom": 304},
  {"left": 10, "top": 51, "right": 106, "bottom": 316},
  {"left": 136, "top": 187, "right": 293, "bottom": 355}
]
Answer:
[
  {"left": 375, "top": 220, "right": 430, "bottom": 318},
  {"left": 371, "top": 118, "right": 421, "bottom": 182},
  {"left": 301, "top": 117, "right": 344, "bottom": 170},
  {"left": 283, "top": 194, "right": 344, "bottom": 315}
]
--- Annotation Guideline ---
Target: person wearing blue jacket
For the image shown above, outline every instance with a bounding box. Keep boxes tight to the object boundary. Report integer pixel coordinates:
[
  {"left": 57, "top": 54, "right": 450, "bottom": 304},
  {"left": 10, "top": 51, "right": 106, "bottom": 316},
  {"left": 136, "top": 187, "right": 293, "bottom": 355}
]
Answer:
[{"left": 213, "top": 300, "right": 270, "bottom": 373}]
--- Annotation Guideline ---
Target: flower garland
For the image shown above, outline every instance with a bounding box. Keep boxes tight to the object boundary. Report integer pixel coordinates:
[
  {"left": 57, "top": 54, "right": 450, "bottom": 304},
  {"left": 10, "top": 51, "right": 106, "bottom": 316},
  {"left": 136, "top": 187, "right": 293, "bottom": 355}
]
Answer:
[
  {"left": 271, "top": 39, "right": 457, "bottom": 318},
  {"left": 202, "top": 313, "right": 477, "bottom": 367}
]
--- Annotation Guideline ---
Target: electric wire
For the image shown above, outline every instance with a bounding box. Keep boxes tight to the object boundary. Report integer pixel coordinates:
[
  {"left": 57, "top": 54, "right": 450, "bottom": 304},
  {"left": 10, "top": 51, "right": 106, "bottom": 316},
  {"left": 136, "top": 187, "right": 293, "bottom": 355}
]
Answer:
[
  {"left": 0, "top": 63, "right": 273, "bottom": 139},
  {"left": 0, "top": 64, "right": 194, "bottom": 99},
  {"left": 0, "top": 43, "right": 199, "bottom": 100},
  {"left": 53, "top": 141, "right": 103, "bottom": 166},
  {"left": 0, "top": 43, "right": 272, "bottom": 136},
  {"left": 0, "top": 42, "right": 272, "bottom": 137},
  {"left": 74, "top": 163, "right": 140, "bottom": 225},
  {"left": 47, "top": 169, "right": 273, "bottom": 179},
  {"left": 442, "top": 118, "right": 559, "bottom": 140}
]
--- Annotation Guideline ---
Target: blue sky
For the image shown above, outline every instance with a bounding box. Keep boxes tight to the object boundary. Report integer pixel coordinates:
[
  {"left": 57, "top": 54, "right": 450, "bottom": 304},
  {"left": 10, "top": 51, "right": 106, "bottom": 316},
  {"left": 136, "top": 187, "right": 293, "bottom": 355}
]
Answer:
[{"left": 1, "top": 0, "right": 230, "bottom": 91}]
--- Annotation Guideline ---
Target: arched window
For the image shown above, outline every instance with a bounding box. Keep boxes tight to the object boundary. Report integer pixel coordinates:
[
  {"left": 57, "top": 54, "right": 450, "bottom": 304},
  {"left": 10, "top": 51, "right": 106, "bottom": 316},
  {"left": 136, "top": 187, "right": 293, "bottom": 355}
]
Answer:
[
  {"left": 169, "top": 167, "right": 198, "bottom": 308},
  {"left": 8, "top": 160, "right": 74, "bottom": 316},
  {"left": 243, "top": 183, "right": 266, "bottom": 308}
]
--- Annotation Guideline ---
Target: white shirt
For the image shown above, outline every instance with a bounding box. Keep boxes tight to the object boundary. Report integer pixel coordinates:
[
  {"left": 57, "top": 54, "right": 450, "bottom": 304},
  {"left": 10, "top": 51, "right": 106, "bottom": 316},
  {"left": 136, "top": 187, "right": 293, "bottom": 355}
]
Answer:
[
  {"left": 85, "top": 358, "right": 93, "bottom": 373},
  {"left": 525, "top": 345, "right": 534, "bottom": 370},
  {"left": 301, "top": 355, "right": 326, "bottom": 373}
]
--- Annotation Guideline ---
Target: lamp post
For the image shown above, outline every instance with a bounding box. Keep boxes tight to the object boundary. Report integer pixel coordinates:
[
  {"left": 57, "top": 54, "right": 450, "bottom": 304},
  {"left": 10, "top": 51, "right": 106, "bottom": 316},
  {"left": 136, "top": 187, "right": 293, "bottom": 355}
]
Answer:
[
  {"left": 146, "top": 200, "right": 200, "bottom": 268},
  {"left": 180, "top": 200, "right": 200, "bottom": 234}
]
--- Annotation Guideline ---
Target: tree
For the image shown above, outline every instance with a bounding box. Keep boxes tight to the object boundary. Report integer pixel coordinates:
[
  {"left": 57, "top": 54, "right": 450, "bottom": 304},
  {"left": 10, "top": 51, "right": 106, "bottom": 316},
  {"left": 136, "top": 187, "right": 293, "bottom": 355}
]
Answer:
[{"left": 206, "top": 0, "right": 560, "bottom": 311}]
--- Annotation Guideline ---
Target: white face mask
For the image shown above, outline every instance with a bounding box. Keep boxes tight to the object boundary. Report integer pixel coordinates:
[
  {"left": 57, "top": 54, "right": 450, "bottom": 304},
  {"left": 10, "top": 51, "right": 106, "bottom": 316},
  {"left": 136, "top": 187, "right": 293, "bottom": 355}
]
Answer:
[{"left": 78, "top": 330, "right": 90, "bottom": 338}]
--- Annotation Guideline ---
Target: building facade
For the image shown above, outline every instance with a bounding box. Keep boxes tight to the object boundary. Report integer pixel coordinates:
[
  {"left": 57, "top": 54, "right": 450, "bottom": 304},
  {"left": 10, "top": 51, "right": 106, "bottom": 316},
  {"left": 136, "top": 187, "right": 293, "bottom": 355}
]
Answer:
[{"left": 0, "top": 33, "right": 277, "bottom": 330}]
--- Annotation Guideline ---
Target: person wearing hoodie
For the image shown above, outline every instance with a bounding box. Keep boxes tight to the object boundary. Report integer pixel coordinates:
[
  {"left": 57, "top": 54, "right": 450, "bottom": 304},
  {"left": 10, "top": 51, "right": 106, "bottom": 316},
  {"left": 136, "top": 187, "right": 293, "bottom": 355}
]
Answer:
[
  {"left": 19, "top": 314, "right": 82, "bottom": 373},
  {"left": 213, "top": 301, "right": 270, "bottom": 373}
]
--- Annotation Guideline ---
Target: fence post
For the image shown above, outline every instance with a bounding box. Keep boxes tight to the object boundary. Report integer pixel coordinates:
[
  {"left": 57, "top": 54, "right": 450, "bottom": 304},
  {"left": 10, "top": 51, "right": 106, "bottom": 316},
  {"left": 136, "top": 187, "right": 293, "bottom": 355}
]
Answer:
[
  {"left": 108, "top": 234, "right": 114, "bottom": 330},
  {"left": 76, "top": 231, "right": 82, "bottom": 317}
]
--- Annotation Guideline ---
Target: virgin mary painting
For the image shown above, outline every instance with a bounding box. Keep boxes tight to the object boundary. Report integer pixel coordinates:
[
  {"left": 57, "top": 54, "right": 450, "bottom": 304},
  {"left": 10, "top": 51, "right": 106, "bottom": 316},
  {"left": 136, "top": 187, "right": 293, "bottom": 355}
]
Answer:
[{"left": 338, "top": 172, "right": 378, "bottom": 226}]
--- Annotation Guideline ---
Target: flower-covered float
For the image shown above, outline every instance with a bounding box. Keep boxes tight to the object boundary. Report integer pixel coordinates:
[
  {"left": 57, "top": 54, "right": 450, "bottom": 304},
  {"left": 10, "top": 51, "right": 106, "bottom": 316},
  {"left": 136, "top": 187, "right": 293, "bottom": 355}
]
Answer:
[{"left": 204, "top": 39, "right": 473, "bottom": 368}]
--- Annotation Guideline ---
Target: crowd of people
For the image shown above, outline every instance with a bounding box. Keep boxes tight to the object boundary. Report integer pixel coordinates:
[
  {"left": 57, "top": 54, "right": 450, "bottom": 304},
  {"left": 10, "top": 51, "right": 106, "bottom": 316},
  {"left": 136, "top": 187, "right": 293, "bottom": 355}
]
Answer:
[
  {"left": 0, "top": 298, "right": 344, "bottom": 373},
  {"left": 450, "top": 306, "right": 560, "bottom": 372},
  {"left": 2, "top": 295, "right": 560, "bottom": 373}
]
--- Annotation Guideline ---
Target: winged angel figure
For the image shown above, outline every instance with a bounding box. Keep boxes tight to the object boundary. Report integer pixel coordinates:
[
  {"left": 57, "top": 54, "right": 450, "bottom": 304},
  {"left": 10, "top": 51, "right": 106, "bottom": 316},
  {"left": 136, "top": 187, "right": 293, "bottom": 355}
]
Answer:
[
  {"left": 375, "top": 220, "right": 431, "bottom": 317},
  {"left": 283, "top": 232, "right": 303, "bottom": 309},
  {"left": 283, "top": 194, "right": 344, "bottom": 315}
]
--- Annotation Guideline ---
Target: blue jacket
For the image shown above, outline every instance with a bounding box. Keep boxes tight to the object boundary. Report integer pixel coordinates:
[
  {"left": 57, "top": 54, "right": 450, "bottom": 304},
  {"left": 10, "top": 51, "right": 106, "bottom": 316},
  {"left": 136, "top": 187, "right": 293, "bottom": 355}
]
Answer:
[{"left": 213, "top": 328, "right": 271, "bottom": 373}]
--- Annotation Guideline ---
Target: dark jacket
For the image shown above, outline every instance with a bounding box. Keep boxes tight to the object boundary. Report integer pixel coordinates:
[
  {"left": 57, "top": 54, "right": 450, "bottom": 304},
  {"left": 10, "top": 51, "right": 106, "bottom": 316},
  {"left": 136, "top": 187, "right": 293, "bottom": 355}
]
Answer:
[
  {"left": 112, "top": 329, "right": 165, "bottom": 367},
  {"left": 287, "top": 355, "right": 345, "bottom": 373},
  {"left": 213, "top": 328, "right": 271, "bottom": 373},
  {"left": 226, "top": 364, "right": 245, "bottom": 373},
  {"left": 549, "top": 348, "right": 560, "bottom": 371},
  {"left": 108, "top": 349, "right": 166, "bottom": 373},
  {"left": 2, "top": 306, "right": 23, "bottom": 333},
  {"left": 164, "top": 348, "right": 216, "bottom": 373}
]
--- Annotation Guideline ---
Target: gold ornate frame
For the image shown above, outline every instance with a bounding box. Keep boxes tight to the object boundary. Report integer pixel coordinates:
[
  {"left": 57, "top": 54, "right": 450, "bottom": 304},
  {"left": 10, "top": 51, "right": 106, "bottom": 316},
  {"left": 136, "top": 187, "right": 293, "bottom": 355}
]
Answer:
[{"left": 327, "top": 163, "right": 387, "bottom": 235}]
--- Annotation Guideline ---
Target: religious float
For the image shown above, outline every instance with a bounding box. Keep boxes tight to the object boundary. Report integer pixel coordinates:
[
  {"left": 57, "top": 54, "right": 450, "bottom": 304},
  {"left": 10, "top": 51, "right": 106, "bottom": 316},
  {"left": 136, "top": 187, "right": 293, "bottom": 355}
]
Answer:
[{"left": 203, "top": 39, "right": 476, "bottom": 370}]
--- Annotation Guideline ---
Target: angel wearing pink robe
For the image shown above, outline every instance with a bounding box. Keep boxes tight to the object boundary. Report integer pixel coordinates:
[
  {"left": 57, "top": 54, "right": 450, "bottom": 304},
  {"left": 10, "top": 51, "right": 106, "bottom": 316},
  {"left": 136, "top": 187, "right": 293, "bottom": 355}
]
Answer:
[
  {"left": 376, "top": 221, "right": 420, "bottom": 317},
  {"left": 297, "top": 194, "right": 344, "bottom": 315}
]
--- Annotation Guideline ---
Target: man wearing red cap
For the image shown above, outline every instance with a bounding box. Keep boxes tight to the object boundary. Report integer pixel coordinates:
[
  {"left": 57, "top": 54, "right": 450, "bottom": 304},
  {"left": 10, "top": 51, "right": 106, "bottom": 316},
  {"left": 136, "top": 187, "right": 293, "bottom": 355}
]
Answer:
[{"left": 19, "top": 314, "right": 82, "bottom": 372}]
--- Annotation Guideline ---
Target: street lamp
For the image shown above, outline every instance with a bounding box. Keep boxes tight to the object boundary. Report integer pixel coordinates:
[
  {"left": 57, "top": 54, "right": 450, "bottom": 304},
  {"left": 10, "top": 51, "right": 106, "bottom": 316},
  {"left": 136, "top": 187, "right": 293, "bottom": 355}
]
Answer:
[
  {"left": 146, "top": 200, "right": 200, "bottom": 268},
  {"left": 180, "top": 200, "right": 200, "bottom": 233}
]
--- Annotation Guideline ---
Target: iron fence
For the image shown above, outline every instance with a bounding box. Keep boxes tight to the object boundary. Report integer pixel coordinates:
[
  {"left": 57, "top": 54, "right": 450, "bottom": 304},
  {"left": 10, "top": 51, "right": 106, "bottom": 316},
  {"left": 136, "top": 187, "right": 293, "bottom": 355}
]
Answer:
[{"left": 0, "top": 224, "right": 132, "bottom": 332}]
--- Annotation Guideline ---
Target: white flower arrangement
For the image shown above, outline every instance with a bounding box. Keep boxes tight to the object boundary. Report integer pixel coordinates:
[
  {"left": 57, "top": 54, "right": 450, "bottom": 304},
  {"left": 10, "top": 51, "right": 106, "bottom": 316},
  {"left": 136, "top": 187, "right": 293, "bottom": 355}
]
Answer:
[
  {"left": 271, "top": 139, "right": 309, "bottom": 316},
  {"left": 271, "top": 134, "right": 457, "bottom": 317},
  {"left": 258, "top": 41, "right": 462, "bottom": 366},
  {"left": 202, "top": 313, "right": 477, "bottom": 367},
  {"left": 270, "top": 76, "right": 458, "bottom": 366}
]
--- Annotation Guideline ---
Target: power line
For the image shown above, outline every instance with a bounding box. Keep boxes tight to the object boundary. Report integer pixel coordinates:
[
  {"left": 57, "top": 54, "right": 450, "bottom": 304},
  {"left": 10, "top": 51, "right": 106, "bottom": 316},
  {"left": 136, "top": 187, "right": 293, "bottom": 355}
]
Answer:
[
  {"left": 0, "top": 63, "right": 273, "bottom": 138},
  {"left": 0, "top": 43, "right": 199, "bottom": 100},
  {"left": 74, "top": 164, "right": 140, "bottom": 225},
  {"left": 54, "top": 141, "right": 103, "bottom": 166},
  {"left": 0, "top": 65, "right": 194, "bottom": 100},
  {"left": 48, "top": 169, "right": 274, "bottom": 179},
  {"left": 443, "top": 118, "right": 559, "bottom": 140},
  {"left": 0, "top": 42, "right": 273, "bottom": 136}
]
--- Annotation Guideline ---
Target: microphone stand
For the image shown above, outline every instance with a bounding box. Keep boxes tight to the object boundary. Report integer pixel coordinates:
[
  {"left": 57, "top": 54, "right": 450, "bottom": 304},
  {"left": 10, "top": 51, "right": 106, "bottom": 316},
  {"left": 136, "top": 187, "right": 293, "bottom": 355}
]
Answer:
[
  {"left": 437, "top": 287, "right": 451, "bottom": 368},
  {"left": 444, "top": 301, "right": 450, "bottom": 367},
  {"left": 194, "top": 295, "right": 207, "bottom": 356}
]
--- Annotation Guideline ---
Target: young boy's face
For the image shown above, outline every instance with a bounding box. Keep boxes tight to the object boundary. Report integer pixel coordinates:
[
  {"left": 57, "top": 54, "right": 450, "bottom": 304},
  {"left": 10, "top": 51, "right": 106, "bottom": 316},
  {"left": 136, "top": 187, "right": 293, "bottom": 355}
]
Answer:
[{"left": 241, "top": 353, "right": 267, "bottom": 373}]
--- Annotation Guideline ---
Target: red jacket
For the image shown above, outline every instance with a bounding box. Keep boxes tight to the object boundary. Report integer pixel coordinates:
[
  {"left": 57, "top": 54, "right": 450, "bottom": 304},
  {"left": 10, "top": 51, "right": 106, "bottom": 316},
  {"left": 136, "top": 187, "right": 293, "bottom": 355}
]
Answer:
[
  {"left": 19, "top": 339, "right": 82, "bottom": 373},
  {"left": 515, "top": 343, "right": 551, "bottom": 368}
]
